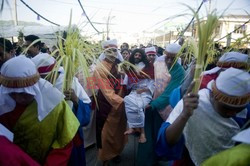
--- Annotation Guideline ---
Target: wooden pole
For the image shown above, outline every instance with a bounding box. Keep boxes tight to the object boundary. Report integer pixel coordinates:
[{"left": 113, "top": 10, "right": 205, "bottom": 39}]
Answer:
[{"left": 14, "top": 0, "right": 18, "bottom": 26}]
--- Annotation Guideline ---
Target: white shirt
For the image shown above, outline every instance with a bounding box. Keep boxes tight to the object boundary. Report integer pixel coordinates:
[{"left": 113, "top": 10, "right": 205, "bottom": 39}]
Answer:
[{"left": 167, "top": 89, "right": 246, "bottom": 166}]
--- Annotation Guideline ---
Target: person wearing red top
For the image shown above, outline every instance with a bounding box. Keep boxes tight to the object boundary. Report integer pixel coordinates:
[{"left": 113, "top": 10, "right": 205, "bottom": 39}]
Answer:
[{"left": 200, "top": 51, "right": 248, "bottom": 89}]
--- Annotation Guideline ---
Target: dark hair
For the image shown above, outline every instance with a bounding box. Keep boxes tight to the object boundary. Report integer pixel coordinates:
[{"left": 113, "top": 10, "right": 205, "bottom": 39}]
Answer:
[
  {"left": 122, "top": 42, "right": 129, "bottom": 48},
  {"left": 13, "top": 42, "right": 22, "bottom": 56},
  {"left": 40, "top": 42, "right": 47, "bottom": 53},
  {"left": 157, "top": 47, "right": 164, "bottom": 55},
  {"left": 40, "top": 42, "right": 45, "bottom": 47},
  {"left": 41, "top": 48, "right": 47, "bottom": 53},
  {"left": 121, "top": 48, "right": 130, "bottom": 54},
  {"left": 25, "top": 35, "right": 41, "bottom": 48},
  {"left": 129, "top": 48, "right": 149, "bottom": 68},
  {"left": 0, "top": 38, "right": 13, "bottom": 52}
]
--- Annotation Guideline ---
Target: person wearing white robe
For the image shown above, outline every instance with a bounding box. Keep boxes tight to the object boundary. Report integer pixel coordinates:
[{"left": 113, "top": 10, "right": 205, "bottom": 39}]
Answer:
[{"left": 124, "top": 48, "right": 155, "bottom": 143}]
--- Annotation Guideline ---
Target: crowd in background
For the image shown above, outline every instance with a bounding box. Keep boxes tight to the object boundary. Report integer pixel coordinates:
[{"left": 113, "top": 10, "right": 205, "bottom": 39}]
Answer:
[{"left": 0, "top": 35, "right": 249, "bottom": 166}]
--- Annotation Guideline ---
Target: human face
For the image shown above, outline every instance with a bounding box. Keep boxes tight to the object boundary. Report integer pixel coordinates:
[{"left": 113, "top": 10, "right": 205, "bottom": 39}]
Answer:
[
  {"left": 211, "top": 95, "right": 247, "bottom": 118},
  {"left": 9, "top": 92, "right": 35, "bottom": 106},
  {"left": 23, "top": 41, "right": 39, "bottom": 57},
  {"left": 104, "top": 47, "right": 118, "bottom": 62},
  {"left": 147, "top": 54, "right": 156, "bottom": 63},
  {"left": 134, "top": 52, "right": 142, "bottom": 64},
  {"left": 121, "top": 43, "right": 128, "bottom": 50},
  {"left": 122, "top": 50, "right": 130, "bottom": 60},
  {"left": 0, "top": 46, "right": 13, "bottom": 68},
  {"left": 165, "top": 52, "right": 176, "bottom": 69}
]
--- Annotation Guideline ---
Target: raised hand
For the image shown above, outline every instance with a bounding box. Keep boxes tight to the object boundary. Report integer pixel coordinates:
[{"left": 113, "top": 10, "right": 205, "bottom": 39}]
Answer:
[{"left": 181, "top": 82, "right": 199, "bottom": 118}]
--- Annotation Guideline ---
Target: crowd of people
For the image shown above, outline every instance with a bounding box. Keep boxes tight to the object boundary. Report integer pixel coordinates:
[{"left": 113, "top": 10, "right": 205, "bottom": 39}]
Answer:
[{"left": 0, "top": 35, "right": 249, "bottom": 166}]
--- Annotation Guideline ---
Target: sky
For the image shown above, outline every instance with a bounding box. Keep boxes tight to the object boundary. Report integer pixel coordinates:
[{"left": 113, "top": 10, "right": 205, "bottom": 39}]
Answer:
[{"left": 1, "top": 0, "right": 250, "bottom": 43}]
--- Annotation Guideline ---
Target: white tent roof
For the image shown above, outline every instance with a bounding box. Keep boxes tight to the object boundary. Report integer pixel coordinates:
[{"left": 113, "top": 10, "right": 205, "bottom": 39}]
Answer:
[
  {"left": 0, "top": 24, "right": 67, "bottom": 47},
  {"left": 0, "top": 25, "right": 66, "bottom": 38}
]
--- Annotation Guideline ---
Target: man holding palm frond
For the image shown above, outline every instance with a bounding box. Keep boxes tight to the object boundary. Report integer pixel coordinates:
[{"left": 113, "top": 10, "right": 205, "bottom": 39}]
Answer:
[
  {"left": 31, "top": 53, "right": 92, "bottom": 166},
  {"left": 156, "top": 68, "right": 250, "bottom": 166},
  {"left": 94, "top": 39, "right": 127, "bottom": 165}
]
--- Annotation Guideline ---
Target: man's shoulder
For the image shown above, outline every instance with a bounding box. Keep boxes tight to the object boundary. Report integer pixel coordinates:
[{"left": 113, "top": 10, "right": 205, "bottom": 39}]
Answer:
[
  {"left": 170, "top": 63, "right": 185, "bottom": 79},
  {"left": 174, "top": 62, "right": 184, "bottom": 71}
]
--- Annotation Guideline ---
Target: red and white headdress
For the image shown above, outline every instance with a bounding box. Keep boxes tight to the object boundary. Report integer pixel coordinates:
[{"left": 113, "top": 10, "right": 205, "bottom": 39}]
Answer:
[
  {"left": 203, "top": 52, "right": 249, "bottom": 75},
  {"left": 31, "top": 53, "right": 56, "bottom": 75},
  {"left": 145, "top": 47, "right": 156, "bottom": 55}
]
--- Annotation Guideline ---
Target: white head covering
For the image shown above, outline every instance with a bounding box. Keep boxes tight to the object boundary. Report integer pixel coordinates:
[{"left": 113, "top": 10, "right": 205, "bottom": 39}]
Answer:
[
  {"left": 101, "top": 39, "right": 118, "bottom": 49},
  {"left": 145, "top": 47, "right": 156, "bottom": 55},
  {"left": 31, "top": 53, "right": 56, "bottom": 75},
  {"left": 31, "top": 54, "right": 91, "bottom": 106},
  {"left": 98, "top": 52, "right": 124, "bottom": 62},
  {"left": 165, "top": 43, "right": 181, "bottom": 54},
  {"left": 99, "top": 39, "right": 124, "bottom": 62},
  {"left": 202, "top": 52, "right": 248, "bottom": 75},
  {"left": 0, "top": 55, "right": 64, "bottom": 121},
  {"left": 218, "top": 52, "right": 248, "bottom": 63},
  {"left": 207, "top": 67, "right": 250, "bottom": 106}
]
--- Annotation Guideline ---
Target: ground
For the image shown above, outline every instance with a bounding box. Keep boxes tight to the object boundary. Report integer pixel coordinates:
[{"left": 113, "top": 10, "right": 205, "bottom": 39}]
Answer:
[{"left": 85, "top": 135, "right": 168, "bottom": 166}]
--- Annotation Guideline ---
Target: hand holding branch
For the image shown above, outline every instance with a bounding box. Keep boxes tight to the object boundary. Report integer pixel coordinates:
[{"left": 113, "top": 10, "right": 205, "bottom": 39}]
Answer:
[{"left": 181, "top": 82, "right": 199, "bottom": 118}]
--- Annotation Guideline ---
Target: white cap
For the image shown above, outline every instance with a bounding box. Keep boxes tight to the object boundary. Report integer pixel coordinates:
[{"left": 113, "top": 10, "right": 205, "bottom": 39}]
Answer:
[
  {"left": 165, "top": 43, "right": 181, "bottom": 54},
  {"left": 207, "top": 67, "right": 250, "bottom": 107},
  {"left": 101, "top": 39, "right": 118, "bottom": 49},
  {"left": 145, "top": 47, "right": 156, "bottom": 55},
  {"left": 215, "top": 67, "right": 250, "bottom": 96},
  {"left": 218, "top": 52, "right": 248, "bottom": 63},
  {"left": 1, "top": 55, "right": 37, "bottom": 78}
]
